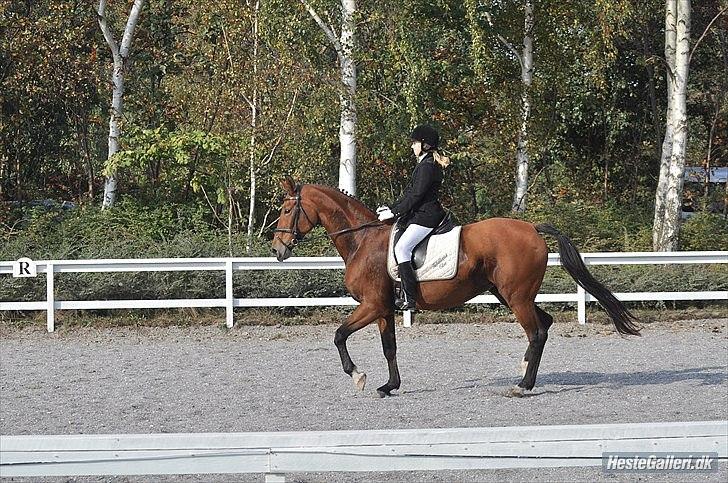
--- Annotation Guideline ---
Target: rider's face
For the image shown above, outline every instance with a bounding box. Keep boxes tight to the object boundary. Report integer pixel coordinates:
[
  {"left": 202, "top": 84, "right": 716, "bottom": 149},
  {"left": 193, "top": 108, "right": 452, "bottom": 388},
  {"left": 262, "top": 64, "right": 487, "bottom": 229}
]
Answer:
[{"left": 411, "top": 140, "right": 422, "bottom": 157}]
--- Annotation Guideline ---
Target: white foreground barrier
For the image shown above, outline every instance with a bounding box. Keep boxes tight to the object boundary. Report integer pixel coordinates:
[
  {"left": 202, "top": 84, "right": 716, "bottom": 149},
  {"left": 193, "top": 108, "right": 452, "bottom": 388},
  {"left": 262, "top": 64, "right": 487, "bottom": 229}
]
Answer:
[
  {"left": 1, "top": 252, "right": 726, "bottom": 331},
  {"left": 1, "top": 421, "right": 725, "bottom": 480}
]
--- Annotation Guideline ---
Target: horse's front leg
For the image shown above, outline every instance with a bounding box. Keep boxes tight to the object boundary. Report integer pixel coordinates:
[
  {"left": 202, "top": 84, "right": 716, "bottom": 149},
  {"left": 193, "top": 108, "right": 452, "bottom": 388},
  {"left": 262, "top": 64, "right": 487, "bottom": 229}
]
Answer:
[
  {"left": 334, "top": 303, "right": 380, "bottom": 391},
  {"left": 376, "top": 313, "right": 400, "bottom": 397}
]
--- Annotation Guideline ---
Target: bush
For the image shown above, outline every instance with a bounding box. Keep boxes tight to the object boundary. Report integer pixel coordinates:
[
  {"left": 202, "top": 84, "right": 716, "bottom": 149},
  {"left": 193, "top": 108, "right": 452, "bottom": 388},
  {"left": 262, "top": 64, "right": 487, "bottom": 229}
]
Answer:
[
  {"left": 0, "top": 200, "right": 344, "bottom": 305},
  {"left": 515, "top": 200, "right": 654, "bottom": 252},
  {"left": 1, "top": 198, "right": 725, "bottom": 313},
  {"left": 680, "top": 213, "right": 728, "bottom": 251}
]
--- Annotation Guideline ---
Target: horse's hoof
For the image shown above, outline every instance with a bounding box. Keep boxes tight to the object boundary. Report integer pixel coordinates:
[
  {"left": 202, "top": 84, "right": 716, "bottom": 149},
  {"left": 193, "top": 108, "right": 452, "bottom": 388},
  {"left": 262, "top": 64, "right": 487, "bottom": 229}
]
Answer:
[
  {"left": 508, "top": 385, "right": 528, "bottom": 398},
  {"left": 376, "top": 385, "right": 391, "bottom": 398},
  {"left": 352, "top": 370, "right": 367, "bottom": 391}
]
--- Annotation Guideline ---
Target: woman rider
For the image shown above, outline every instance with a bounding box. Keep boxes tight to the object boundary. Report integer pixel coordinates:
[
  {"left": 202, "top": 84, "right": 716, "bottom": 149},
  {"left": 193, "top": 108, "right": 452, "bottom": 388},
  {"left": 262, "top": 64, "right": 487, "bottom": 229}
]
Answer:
[{"left": 377, "top": 124, "right": 450, "bottom": 310}]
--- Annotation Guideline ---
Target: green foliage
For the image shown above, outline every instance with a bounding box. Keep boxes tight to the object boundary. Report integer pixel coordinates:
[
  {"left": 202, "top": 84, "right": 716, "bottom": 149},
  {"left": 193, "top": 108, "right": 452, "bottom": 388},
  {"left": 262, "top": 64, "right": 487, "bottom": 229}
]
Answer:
[
  {"left": 0, "top": 201, "right": 344, "bottom": 304},
  {"left": 2, "top": 0, "right": 726, "bottom": 256},
  {"left": 105, "top": 126, "right": 230, "bottom": 202},
  {"left": 2, "top": 199, "right": 724, "bottom": 309},
  {"left": 539, "top": 263, "right": 728, "bottom": 297},
  {"left": 516, "top": 200, "right": 654, "bottom": 252},
  {"left": 680, "top": 213, "right": 728, "bottom": 251},
  {"left": 1, "top": 0, "right": 104, "bottom": 200}
]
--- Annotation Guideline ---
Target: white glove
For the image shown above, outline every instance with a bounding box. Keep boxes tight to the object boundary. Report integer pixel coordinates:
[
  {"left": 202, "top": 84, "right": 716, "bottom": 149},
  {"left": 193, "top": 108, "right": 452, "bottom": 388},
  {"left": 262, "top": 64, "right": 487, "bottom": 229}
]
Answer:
[{"left": 377, "top": 205, "right": 395, "bottom": 221}]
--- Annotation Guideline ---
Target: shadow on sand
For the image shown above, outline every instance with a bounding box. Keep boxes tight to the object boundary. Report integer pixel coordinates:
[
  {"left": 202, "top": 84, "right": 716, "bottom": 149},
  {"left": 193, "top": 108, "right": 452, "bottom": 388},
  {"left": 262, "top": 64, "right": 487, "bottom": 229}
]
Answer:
[{"left": 487, "top": 365, "right": 727, "bottom": 389}]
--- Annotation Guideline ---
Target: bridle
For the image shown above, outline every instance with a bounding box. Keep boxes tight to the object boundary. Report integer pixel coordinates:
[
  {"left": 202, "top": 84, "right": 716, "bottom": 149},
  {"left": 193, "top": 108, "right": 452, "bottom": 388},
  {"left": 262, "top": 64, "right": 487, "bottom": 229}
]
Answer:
[
  {"left": 272, "top": 184, "right": 385, "bottom": 252},
  {"left": 272, "top": 185, "right": 312, "bottom": 252}
]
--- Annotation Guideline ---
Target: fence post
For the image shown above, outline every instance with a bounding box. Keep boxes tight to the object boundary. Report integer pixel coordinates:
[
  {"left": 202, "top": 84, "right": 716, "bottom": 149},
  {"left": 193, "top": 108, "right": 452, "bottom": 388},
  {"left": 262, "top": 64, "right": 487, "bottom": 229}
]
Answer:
[
  {"left": 403, "top": 310, "right": 412, "bottom": 327},
  {"left": 226, "top": 260, "right": 234, "bottom": 329},
  {"left": 46, "top": 263, "right": 55, "bottom": 333},
  {"left": 577, "top": 283, "right": 586, "bottom": 325}
]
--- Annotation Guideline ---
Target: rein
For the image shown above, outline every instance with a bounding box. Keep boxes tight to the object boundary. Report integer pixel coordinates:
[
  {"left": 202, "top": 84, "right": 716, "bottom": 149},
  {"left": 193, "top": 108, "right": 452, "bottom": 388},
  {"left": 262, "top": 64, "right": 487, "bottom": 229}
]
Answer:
[
  {"left": 306, "top": 219, "right": 384, "bottom": 243},
  {"left": 272, "top": 186, "right": 385, "bottom": 250}
]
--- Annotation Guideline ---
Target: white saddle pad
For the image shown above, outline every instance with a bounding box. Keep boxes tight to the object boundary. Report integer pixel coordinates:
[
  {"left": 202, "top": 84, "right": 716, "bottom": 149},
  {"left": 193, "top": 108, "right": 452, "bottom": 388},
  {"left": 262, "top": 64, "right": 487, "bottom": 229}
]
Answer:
[{"left": 387, "top": 225, "right": 462, "bottom": 282}]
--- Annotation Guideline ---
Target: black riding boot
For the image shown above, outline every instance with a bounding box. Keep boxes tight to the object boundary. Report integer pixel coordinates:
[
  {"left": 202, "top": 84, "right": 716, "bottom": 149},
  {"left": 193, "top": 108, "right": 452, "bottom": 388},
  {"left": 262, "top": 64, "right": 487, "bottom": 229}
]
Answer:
[{"left": 395, "top": 261, "right": 418, "bottom": 311}]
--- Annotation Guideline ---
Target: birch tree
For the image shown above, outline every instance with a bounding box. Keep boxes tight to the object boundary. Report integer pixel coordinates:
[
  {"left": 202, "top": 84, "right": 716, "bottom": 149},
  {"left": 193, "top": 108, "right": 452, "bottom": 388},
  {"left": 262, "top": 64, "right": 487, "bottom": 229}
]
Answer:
[
  {"left": 245, "top": 0, "right": 260, "bottom": 253},
  {"left": 652, "top": 0, "right": 690, "bottom": 250},
  {"left": 483, "top": 2, "right": 534, "bottom": 213},
  {"left": 300, "top": 0, "right": 358, "bottom": 196},
  {"left": 512, "top": 0, "right": 534, "bottom": 212},
  {"left": 98, "top": 0, "right": 145, "bottom": 209}
]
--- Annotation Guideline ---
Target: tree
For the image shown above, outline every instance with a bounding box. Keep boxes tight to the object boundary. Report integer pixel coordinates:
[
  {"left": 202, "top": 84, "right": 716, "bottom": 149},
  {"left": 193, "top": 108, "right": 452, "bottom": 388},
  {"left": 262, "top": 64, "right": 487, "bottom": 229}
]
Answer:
[
  {"left": 245, "top": 0, "right": 261, "bottom": 252},
  {"left": 512, "top": 0, "right": 534, "bottom": 212},
  {"left": 652, "top": 0, "right": 690, "bottom": 251},
  {"left": 465, "top": 0, "right": 534, "bottom": 212},
  {"left": 300, "top": 0, "right": 358, "bottom": 196},
  {"left": 472, "top": 2, "right": 534, "bottom": 212},
  {"left": 98, "top": 0, "right": 145, "bottom": 209},
  {"left": 0, "top": 0, "right": 103, "bottom": 202}
]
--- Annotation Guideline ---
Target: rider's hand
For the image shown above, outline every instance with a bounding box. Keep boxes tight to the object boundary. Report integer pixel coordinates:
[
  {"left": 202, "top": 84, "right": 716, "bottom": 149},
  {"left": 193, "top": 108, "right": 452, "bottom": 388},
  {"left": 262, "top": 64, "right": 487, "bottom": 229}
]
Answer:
[{"left": 377, "top": 206, "right": 395, "bottom": 221}]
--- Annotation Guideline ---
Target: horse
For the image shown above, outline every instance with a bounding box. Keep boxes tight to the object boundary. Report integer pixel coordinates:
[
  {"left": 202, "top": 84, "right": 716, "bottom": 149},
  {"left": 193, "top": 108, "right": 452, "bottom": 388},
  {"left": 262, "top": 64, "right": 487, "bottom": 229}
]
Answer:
[{"left": 271, "top": 177, "right": 640, "bottom": 397}]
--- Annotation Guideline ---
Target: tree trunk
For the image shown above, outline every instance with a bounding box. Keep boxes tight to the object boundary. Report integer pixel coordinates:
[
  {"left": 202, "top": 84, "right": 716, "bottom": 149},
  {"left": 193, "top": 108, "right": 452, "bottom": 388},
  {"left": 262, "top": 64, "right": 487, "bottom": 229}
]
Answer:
[
  {"left": 98, "top": 0, "right": 145, "bottom": 209},
  {"left": 512, "top": 0, "right": 533, "bottom": 213},
  {"left": 0, "top": 153, "right": 6, "bottom": 200},
  {"left": 652, "top": 0, "right": 677, "bottom": 249},
  {"left": 338, "top": 0, "right": 357, "bottom": 196},
  {"left": 704, "top": 103, "right": 718, "bottom": 208},
  {"left": 246, "top": 0, "right": 260, "bottom": 254},
  {"left": 81, "top": 116, "right": 94, "bottom": 200},
  {"left": 643, "top": 37, "right": 663, "bottom": 153},
  {"left": 301, "top": 0, "right": 358, "bottom": 196},
  {"left": 102, "top": 59, "right": 124, "bottom": 209},
  {"left": 653, "top": 0, "right": 690, "bottom": 251}
]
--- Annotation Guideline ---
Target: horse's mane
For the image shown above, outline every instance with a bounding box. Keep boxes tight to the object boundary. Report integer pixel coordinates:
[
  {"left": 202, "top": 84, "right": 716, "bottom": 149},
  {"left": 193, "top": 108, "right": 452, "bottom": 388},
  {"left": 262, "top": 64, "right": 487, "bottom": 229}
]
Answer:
[{"left": 305, "top": 184, "right": 375, "bottom": 216}]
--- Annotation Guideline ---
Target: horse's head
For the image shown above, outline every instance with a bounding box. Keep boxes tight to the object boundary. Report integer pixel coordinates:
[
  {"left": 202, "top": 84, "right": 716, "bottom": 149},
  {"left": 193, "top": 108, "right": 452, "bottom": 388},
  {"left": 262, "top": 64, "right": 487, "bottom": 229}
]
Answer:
[{"left": 271, "top": 177, "right": 320, "bottom": 261}]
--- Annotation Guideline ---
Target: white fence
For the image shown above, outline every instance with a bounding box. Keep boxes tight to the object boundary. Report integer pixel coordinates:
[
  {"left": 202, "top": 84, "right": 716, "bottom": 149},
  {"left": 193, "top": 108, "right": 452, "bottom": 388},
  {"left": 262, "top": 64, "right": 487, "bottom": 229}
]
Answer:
[
  {"left": 1, "top": 421, "right": 726, "bottom": 480},
  {"left": 0, "top": 252, "right": 726, "bottom": 332}
]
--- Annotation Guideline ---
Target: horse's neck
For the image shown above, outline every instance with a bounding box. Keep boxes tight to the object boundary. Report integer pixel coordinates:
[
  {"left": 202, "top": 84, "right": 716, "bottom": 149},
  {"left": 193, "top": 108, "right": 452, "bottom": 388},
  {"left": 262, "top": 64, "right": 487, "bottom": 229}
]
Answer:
[{"left": 312, "top": 188, "right": 374, "bottom": 262}]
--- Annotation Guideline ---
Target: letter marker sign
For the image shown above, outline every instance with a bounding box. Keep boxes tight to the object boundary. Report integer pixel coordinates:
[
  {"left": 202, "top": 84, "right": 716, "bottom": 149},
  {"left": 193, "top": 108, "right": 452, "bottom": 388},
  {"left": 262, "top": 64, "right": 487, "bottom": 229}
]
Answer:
[{"left": 13, "top": 258, "right": 37, "bottom": 278}]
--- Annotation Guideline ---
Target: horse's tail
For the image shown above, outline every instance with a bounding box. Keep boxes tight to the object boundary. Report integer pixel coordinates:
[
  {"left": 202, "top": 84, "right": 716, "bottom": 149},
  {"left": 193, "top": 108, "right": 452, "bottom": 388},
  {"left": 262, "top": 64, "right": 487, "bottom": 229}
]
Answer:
[{"left": 535, "top": 223, "right": 641, "bottom": 336}]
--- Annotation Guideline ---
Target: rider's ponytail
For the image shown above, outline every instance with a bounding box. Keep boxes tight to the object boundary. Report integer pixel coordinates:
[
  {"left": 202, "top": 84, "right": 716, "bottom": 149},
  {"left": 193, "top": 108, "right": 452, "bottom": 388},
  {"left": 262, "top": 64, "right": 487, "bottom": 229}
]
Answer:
[{"left": 433, "top": 150, "right": 450, "bottom": 168}]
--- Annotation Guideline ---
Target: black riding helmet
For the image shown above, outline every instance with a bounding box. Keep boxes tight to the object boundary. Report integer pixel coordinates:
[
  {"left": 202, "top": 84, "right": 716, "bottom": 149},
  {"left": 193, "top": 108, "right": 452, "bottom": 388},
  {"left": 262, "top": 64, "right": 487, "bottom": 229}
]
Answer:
[{"left": 410, "top": 124, "right": 439, "bottom": 150}]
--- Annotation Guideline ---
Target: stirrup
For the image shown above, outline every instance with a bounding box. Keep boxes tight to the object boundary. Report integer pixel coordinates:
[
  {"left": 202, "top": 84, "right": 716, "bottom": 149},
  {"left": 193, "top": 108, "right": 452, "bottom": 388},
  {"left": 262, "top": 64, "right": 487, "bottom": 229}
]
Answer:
[{"left": 395, "top": 298, "right": 416, "bottom": 311}]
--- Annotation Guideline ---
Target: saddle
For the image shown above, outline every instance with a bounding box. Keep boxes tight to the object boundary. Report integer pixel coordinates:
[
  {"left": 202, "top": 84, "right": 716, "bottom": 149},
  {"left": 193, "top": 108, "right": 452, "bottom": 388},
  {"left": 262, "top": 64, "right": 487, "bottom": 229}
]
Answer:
[{"left": 387, "top": 213, "right": 462, "bottom": 282}]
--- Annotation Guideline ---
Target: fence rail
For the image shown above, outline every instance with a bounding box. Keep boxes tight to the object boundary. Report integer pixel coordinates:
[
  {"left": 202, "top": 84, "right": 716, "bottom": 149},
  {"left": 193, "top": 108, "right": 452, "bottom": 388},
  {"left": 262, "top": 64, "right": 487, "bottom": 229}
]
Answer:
[
  {"left": 1, "top": 252, "right": 726, "bottom": 332},
  {"left": 1, "top": 421, "right": 725, "bottom": 480}
]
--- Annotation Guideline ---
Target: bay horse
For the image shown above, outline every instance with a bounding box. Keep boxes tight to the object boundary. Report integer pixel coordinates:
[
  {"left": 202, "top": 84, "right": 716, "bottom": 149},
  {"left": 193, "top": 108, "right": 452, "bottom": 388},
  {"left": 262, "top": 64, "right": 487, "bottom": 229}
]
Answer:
[{"left": 271, "top": 178, "right": 640, "bottom": 397}]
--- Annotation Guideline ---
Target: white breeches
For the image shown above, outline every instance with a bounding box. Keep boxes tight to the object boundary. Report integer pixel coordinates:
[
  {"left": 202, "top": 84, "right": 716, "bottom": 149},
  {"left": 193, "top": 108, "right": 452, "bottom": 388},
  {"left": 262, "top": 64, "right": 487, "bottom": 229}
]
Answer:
[{"left": 394, "top": 224, "right": 434, "bottom": 262}]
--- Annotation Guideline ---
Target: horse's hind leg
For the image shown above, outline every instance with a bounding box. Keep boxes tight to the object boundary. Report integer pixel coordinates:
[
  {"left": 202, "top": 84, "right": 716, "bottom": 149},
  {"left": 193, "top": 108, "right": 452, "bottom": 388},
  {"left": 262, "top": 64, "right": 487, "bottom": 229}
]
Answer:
[
  {"left": 510, "top": 301, "right": 550, "bottom": 393},
  {"left": 334, "top": 303, "right": 380, "bottom": 391},
  {"left": 376, "top": 313, "right": 400, "bottom": 397},
  {"left": 490, "top": 287, "right": 529, "bottom": 377},
  {"left": 491, "top": 286, "right": 553, "bottom": 388},
  {"left": 521, "top": 306, "right": 554, "bottom": 376}
]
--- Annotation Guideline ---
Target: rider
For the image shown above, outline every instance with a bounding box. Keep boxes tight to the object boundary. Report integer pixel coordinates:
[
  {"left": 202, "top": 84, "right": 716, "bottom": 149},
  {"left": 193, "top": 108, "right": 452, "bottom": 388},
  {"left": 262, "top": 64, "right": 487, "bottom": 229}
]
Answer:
[{"left": 377, "top": 124, "right": 450, "bottom": 310}]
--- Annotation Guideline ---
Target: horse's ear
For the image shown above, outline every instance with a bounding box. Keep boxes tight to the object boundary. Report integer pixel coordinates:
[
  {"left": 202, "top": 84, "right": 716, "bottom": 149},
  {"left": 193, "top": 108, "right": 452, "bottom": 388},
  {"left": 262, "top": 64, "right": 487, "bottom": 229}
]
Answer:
[{"left": 281, "top": 176, "right": 295, "bottom": 195}]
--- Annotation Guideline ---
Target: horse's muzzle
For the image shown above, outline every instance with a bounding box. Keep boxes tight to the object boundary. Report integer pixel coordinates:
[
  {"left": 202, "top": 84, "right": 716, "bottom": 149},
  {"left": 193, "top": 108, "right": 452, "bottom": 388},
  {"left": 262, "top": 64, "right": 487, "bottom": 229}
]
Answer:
[{"left": 271, "top": 244, "right": 292, "bottom": 262}]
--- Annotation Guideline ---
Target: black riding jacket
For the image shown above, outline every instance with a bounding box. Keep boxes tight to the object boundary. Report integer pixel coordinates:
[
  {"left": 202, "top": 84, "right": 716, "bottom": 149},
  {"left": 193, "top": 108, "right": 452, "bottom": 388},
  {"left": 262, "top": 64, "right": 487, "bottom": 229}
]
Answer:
[{"left": 391, "top": 153, "right": 446, "bottom": 228}]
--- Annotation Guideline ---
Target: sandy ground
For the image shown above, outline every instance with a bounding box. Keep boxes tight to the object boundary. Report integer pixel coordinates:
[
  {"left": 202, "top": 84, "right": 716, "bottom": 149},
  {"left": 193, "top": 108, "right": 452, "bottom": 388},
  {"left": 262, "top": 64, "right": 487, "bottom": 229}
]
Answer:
[{"left": 1, "top": 318, "right": 726, "bottom": 482}]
